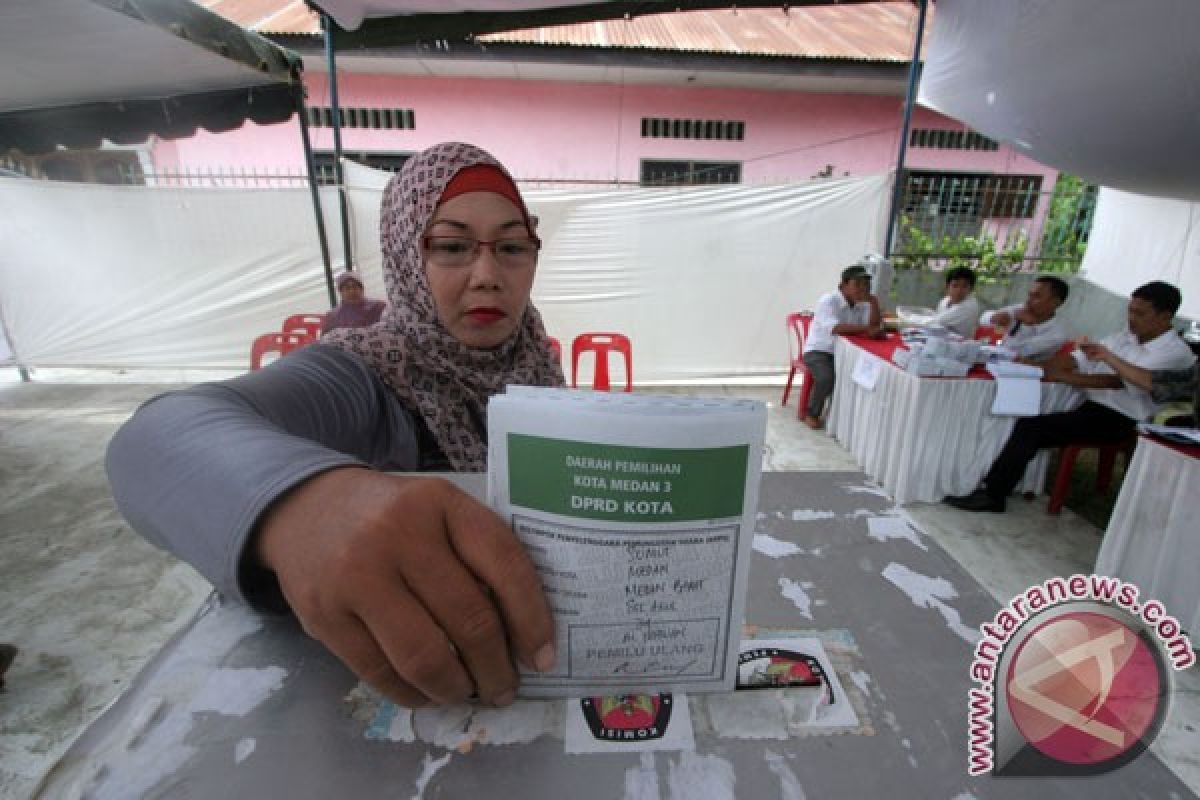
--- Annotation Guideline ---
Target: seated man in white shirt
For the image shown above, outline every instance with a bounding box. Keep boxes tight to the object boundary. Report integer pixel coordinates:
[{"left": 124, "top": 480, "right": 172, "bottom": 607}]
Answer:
[
  {"left": 946, "top": 281, "right": 1196, "bottom": 512},
  {"left": 980, "top": 275, "right": 1070, "bottom": 362},
  {"left": 801, "top": 264, "right": 885, "bottom": 430},
  {"left": 930, "top": 266, "right": 981, "bottom": 338}
]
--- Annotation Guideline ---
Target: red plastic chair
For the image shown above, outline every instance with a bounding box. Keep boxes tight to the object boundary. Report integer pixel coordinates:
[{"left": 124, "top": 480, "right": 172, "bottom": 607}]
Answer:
[
  {"left": 571, "top": 332, "right": 633, "bottom": 392},
  {"left": 782, "top": 312, "right": 815, "bottom": 419},
  {"left": 283, "top": 313, "right": 325, "bottom": 340},
  {"left": 250, "top": 332, "right": 312, "bottom": 371},
  {"left": 547, "top": 336, "right": 562, "bottom": 360},
  {"left": 1046, "top": 436, "right": 1136, "bottom": 515}
]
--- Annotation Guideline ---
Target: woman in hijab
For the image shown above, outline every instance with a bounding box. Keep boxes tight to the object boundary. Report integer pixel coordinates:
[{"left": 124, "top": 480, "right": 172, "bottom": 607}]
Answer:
[
  {"left": 320, "top": 270, "right": 386, "bottom": 334},
  {"left": 107, "top": 143, "right": 563, "bottom": 709}
]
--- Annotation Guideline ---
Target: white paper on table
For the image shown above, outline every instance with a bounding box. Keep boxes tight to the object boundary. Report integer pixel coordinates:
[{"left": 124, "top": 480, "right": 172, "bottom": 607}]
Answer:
[
  {"left": 923, "top": 338, "right": 948, "bottom": 358},
  {"left": 909, "top": 353, "right": 941, "bottom": 377},
  {"left": 986, "top": 362, "right": 1043, "bottom": 379},
  {"left": 987, "top": 362, "right": 1043, "bottom": 416},
  {"left": 934, "top": 357, "right": 964, "bottom": 378},
  {"left": 488, "top": 387, "right": 766, "bottom": 697},
  {"left": 851, "top": 354, "right": 882, "bottom": 391},
  {"left": 1139, "top": 423, "right": 1200, "bottom": 445},
  {"left": 564, "top": 693, "right": 695, "bottom": 753},
  {"left": 981, "top": 345, "right": 1018, "bottom": 362}
]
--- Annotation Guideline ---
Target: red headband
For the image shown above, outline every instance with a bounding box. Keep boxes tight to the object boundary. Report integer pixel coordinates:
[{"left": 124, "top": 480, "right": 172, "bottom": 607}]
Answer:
[{"left": 438, "top": 164, "right": 526, "bottom": 213}]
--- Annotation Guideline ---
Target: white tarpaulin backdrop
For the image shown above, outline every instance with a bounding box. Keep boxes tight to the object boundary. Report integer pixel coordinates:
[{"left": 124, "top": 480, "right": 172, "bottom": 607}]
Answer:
[
  {"left": 0, "top": 167, "right": 888, "bottom": 381},
  {"left": 919, "top": 0, "right": 1200, "bottom": 202},
  {"left": 0, "top": 179, "right": 341, "bottom": 369},
  {"left": 1080, "top": 188, "right": 1200, "bottom": 321}
]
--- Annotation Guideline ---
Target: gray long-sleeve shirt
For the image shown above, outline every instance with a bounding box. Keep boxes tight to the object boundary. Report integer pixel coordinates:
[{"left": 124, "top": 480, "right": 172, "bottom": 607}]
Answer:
[{"left": 106, "top": 344, "right": 429, "bottom": 608}]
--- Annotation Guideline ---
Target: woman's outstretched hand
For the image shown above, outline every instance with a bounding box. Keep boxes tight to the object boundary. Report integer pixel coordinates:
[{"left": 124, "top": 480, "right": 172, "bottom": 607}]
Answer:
[{"left": 255, "top": 468, "right": 556, "bottom": 708}]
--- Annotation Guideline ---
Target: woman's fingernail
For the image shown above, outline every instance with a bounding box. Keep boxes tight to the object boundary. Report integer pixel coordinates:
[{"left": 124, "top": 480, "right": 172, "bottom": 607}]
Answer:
[{"left": 534, "top": 643, "right": 556, "bottom": 673}]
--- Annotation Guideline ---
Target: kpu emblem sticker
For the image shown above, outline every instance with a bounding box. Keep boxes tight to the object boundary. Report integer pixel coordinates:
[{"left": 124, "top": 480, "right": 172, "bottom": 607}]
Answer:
[
  {"left": 737, "top": 647, "right": 829, "bottom": 696},
  {"left": 734, "top": 647, "right": 830, "bottom": 690},
  {"left": 565, "top": 693, "right": 695, "bottom": 753},
  {"left": 581, "top": 693, "right": 673, "bottom": 741},
  {"left": 731, "top": 637, "right": 861, "bottom": 731}
]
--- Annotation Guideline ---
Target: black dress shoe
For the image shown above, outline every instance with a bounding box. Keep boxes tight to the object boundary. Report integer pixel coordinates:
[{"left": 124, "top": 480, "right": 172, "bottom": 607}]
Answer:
[
  {"left": 944, "top": 489, "right": 1006, "bottom": 512},
  {"left": 0, "top": 643, "right": 16, "bottom": 690}
]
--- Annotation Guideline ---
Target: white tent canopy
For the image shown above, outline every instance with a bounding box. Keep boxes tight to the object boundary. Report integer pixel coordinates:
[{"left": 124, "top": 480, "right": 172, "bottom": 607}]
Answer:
[
  {"left": 919, "top": 0, "right": 1200, "bottom": 202},
  {"left": 0, "top": 0, "right": 303, "bottom": 154},
  {"left": 1081, "top": 190, "right": 1200, "bottom": 320}
]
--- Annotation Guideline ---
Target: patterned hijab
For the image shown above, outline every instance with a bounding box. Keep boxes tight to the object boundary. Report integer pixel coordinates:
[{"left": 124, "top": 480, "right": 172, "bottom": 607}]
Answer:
[{"left": 323, "top": 142, "right": 564, "bottom": 470}]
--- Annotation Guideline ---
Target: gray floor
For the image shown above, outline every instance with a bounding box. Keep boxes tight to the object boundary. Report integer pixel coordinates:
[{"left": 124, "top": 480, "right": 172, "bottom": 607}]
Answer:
[{"left": 0, "top": 375, "right": 1196, "bottom": 798}]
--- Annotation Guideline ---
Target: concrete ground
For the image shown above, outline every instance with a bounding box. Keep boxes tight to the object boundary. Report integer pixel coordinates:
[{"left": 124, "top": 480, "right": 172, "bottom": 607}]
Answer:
[{"left": 0, "top": 373, "right": 1196, "bottom": 798}]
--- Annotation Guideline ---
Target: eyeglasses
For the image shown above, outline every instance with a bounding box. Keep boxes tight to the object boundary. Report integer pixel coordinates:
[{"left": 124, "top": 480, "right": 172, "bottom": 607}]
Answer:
[{"left": 422, "top": 235, "right": 541, "bottom": 268}]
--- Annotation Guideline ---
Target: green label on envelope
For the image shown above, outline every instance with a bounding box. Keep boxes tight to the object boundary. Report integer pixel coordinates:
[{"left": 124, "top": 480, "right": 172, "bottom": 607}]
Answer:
[{"left": 507, "top": 434, "right": 747, "bottom": 522}]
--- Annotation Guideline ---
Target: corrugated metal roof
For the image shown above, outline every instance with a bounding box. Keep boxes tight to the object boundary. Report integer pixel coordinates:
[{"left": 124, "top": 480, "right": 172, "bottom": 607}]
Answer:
[
  {"left": 198, "top": 1, "right": 927, "bottom": 62},
  {"left": 483, "top": 5, "right": 924, "bottom": 61},
  {"left": 199, "top": 0, "right": 319, "bottom": 35}
]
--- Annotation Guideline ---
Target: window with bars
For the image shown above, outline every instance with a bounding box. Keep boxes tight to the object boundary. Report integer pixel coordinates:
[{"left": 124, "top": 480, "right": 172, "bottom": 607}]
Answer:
[
  {"left": 641, "top": 118, "right": 745, "bottom": 141},
  {"left": 640, "top": 159, "right": 741, "bottom": 187},
  {"left": 903, "top": 171, "right": 1042, "bottom": 220},
  {"left": 312, "top": 151, "right": 413, "bottom": 185},
  {"left": 306, "top": 107, "right": 416, "bottom": 130},
  {"left": 909, "top": 128, "right": 999, "bottom": 151},
  {"left": 980, "top": 174, "right": 1044, "bottom": 218},
  {"left": 898, "top": 170, "right": 1043, "bottom": 246}
]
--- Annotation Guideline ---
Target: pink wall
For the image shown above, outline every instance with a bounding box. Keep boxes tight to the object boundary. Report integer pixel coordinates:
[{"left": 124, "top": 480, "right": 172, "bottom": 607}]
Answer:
[{"left": 158, "top": 72, "right": 1058, "bottom": 187}]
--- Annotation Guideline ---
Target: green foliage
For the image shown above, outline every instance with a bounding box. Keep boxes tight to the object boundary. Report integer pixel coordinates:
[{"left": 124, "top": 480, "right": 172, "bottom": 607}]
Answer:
[
  {"left": 892, "top": 216, "right": 1029, "bottom": 281},
  {"left": 891, "top": 173, "right": 1096, "bottom": 285},
  {"left": 1038, "top": 173, "right": 1096, "bottom": 273}
]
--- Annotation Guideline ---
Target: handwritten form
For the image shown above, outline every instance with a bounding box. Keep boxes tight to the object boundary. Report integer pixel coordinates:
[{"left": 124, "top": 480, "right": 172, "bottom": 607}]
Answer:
[{"left": 488, "top": 387, "right": 766, "bottom": 697}]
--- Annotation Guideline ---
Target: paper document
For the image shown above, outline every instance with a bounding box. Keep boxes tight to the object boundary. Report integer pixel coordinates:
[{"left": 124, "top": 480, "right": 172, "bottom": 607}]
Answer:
[
  {"left": 987, "top": 362, "right": 1043, "bottom": 416},
  {"left": 488, "top": 387, "right": 766, "bottom": 696},
  {"left": 851, "top": 354, "right": 882, "bottom": 391},
  {"left": 981, "top": 345, "right": 1018, "bottom": 363}
]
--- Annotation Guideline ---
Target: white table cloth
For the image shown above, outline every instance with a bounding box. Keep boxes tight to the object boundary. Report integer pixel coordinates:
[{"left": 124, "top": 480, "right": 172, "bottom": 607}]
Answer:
[
  {"left": 1097, "top": 436, "right": 1199, "bottom": 636},
  {"left": 827, "top": 337, "right": 1081, "bottom": 505}
]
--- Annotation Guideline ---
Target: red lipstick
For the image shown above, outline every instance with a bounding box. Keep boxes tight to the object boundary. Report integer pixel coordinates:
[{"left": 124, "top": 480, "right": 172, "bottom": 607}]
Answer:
[{"left": 466, "top": 307, "right": 506, "bottom": 324}]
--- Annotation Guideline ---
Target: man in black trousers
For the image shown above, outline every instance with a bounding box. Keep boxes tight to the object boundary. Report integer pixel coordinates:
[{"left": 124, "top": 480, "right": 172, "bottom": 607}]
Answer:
[{"left": 946, "top": 281, "right": 1196, "bottom": 512}]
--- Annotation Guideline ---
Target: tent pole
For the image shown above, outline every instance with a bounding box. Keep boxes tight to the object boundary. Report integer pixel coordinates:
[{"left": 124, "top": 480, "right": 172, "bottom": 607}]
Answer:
[
  {"left": 322, "top": 12, "right": 355, "bottom": 272},
  {"left": 883, "top": 0, "right": 930, "bottom": 257},
  {"left": 0, "top": 307, "right": 30, "bottom": 382},
  {"left": 297, "top": 93, "right": 338, "bottom": 308}
]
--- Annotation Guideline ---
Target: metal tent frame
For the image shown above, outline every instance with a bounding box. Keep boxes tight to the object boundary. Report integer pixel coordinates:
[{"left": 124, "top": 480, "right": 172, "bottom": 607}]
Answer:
[
  {"left": 0, "top": 0, "right": 341, "bottom": 382},
  {"left": 303, "top": 0, "right": 927, "bottom": 269}
]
